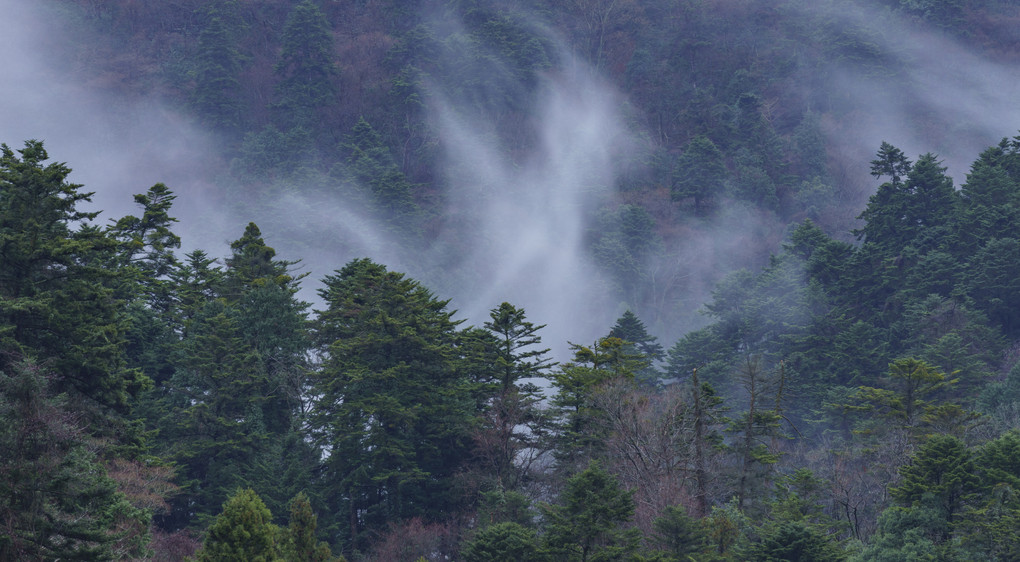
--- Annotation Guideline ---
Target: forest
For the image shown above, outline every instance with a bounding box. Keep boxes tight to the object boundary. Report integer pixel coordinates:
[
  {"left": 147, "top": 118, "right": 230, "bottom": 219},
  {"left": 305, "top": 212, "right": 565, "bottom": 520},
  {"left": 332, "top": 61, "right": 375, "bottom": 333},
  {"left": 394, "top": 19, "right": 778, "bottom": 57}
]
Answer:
[{"left": 4, "top": 0, "right": 1020, "bottom": 560}]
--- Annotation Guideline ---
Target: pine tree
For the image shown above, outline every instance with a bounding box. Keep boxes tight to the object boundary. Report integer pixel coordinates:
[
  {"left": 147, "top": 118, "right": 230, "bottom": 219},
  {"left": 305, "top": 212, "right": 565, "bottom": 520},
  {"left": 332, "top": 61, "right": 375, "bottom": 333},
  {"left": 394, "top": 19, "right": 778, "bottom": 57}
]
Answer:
[
  {"left": 476, "top": 302, "right": 554, "bottom": 488},
  {"left": 672, "top": 135, "right": 726, "bottom": 215},
  {"left": 281, "top": 492, "right": 339, "bottom": 562},
  {"left": 461, "top": 522, "right": 543, "bottom": 562}
]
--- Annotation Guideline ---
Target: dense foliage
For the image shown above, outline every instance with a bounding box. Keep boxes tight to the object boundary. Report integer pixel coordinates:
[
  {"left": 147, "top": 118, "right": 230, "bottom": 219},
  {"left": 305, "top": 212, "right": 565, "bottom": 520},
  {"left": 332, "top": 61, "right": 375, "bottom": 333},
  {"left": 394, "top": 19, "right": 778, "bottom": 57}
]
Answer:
[{"left": 6, "top": 0, "right": 1020, "bottom": 559}]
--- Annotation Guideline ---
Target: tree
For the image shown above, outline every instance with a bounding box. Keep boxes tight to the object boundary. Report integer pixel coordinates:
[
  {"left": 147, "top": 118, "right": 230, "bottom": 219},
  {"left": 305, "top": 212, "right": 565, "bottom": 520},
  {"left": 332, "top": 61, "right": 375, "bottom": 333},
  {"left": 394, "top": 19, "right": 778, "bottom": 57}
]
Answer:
[
  {"left": 748, "top": 521, "right": 845, "bottom": 562},
  {"left": 540, "top": 461, "right": 641, "bottom": 561},
  {"left": 649, "top": 505, "right": 708, "bottom": 559},
  {"left": 672, "top": 135, "right": 726, "bottom": 215},
  {"left": 890, "top": 434, "right": 978, "bottom": 534},
  {"left": 0, "top": 140, "right": 148, "bottom": 413},
  {"left": 732, "top": 356, "right": 785, "bottom": 512},
  {"left": 475, "top": 302, "right": 554, "bottom": 488},
  {"left": 855, "top": 358, "right": 955, "bottom": 431},
  {"left": 281, "top": 492, "right": 339, "bottom": 562},
  {"left": 0, "top": 359, "right": 146, "bottom": 560},
  {"left": 485, "top": 302, "right": 554, "bottom": 394},
  {"left": 854, "top": 142, "right": 913, "bottom": 247},
  {"left": 196, "top": 488, "right": 279, "bottom": 562},
  {"left": 951, "top": 431, "right": 1020, "bottom": 560},
  {"left": 274, "top": 0, "right": 338, "bottom": 129},
  {"left": 222, "top": 222, "right": 302, "bottom": 301},
  {"left": 550, "top": 337, "right": 647, "bottom": 467},
  {"left": 191, "top": 4, "right": 244, "bottom": 130},
  {"left": 310, "top": 259, "right": 475, "bottom": 552},
  {"left": 608, "top": 309, "right": 664, "bottom": 387},
  {"left": 155, "top": 223, "right": 311, "bottom": 527},
  {"left": 966, "top": 237, "right": 1020, "bottom": 336},
  {"left": 957, "top": 138, "right": 1020, "bottom": 254},
  {"left": 340, "top": 117, "right": 419, "bottom": 230},
  {"left": 461, "top": 522, "right": 544, "bottom": 562}
]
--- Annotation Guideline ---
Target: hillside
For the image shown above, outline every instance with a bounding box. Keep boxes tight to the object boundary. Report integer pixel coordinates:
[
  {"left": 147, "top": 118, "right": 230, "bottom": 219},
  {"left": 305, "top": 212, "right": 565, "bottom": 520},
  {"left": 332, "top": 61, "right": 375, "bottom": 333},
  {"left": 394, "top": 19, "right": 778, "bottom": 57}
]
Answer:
[{"left": 3, "top": 0, "right": 1020, "bottom": 560}]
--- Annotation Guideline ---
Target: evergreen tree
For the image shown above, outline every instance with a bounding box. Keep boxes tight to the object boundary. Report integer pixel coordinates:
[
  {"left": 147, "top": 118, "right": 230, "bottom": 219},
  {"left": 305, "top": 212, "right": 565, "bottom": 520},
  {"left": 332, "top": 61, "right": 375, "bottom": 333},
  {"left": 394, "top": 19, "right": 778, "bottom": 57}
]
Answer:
[
  {"left": 339, "top": 117, "right": 419, "bottom": 235},
  {"left": 0, "top": 140, "right": 147, "bottom": 413},
  {"left": 191, "top": 3, "right": 244, "bottom": 131},
  {"left": 196, "top": 488, "right": 280, "bottom": 562},
  {"left": 748, "top": 521, "right": 845, "bottom": 562},
  {"left": 855, "top": 142, "right": 913, "bottom": 247},
  {"left": 672, "top": 135, "right": 726, "bottom": 215},
  {"left": 485, "top": 302, "right": 554, "bottom": 394},
  {"left": 476, "top": 302, "right": 554, "bottom": 488},
  {"left": 274, "top": 0, "right": 338, "bottom": 130},
  {"left": 957, "top": 137, "right": 1020, "bottom": 254},
  {"left": 540, "top": 461, "right": 641, "bottom": 561},
  {"left": 281, "top": 492, "right": 340, "bottom": 562},
  {"left": 461, "top": 522, "right": 544, "bottom": 562},
  {"left": 310, "top": 259, "right": 475, "bottom": 552},
  {"left": 156, "top": 223, "right": 311, "bottom": 527},
  {"left": 649, "top": 505, "right": 708, "bottom": 559},
  {"left": 890, "top": 434, "right": 978, "bottom": 533},
  {"left": 0, "top": 359, "right": 146, "bottom": 560},
  {"left": 608, "top": 309, "right": 664, "bottom": 386},
  {"left": 550, "top": 337, "right": 647, "bottom": 467}
]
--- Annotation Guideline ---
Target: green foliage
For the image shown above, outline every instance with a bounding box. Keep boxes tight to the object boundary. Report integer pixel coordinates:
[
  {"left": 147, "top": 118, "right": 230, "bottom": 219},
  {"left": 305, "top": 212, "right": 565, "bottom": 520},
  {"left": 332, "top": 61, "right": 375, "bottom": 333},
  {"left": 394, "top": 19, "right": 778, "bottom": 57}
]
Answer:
[
  {"left": 191, "top": 4, "right": 245, "bottom": 130},
  {"left": 673, "top": 135, "right": 726, "bottom": 215},
  {"left": 957, "top": 432, "right": 1020, "bottom": 559},
  {"left": 462, "top": 522, "right": 544, "bottom": 562},
  {"left": 551, "top": 337, "right": 648, "bottom": 466},
  {"left": 311, "top": 258, "right": 475, "bottom": 551},
  {"left": 155, "top": 223, "right": 311, "bottom": 528},
  {"left": 0, "top": 140, "right": 147, "bottom": 412},
  {"left": 608, "top": 309, "right": 664, "bottom": 387},
  {"left": 855, "top": 358, "right": 956, "bottom": 430},
  {"left": 338, "top": 117, "right": 420, "bottom": 235},
  {"left": 475, "top": 303, "right": 555, "bottom": 488},
  {"left": 649, "top": 505, "right": 708, "bottom": 559},
  {"left": 281, "top": 492, "right": 340, "bottom": 562},
  {"left": 592, "top": 205, "right": 662, "bottom": 305},
  {"left": 274, "top": 0, "right": 338, "bottom": 129},
  {"left": 197, "top": 488, "right": 280, "bottom": 562},
  {"left": 890, "top": 434, "right": 978, "bottom": 527},
  {"left": 748, "top": 521, "right": 846, "bottom": 562},
  {"left": 540, "top": 461, "right": 641, "bottom": 561},
  {"left": 0, "top": 360, "right": 146, "bottom": 560},
  {"left": 850, "top": 505, "right": 946, "bottom": 562}
]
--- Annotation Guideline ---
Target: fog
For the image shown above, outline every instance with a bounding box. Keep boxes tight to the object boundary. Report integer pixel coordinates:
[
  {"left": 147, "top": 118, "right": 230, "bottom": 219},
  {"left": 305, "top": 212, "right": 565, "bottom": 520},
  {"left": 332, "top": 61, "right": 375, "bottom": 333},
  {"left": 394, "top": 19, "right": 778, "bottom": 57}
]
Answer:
[
  {"left": 3, "top": 0, "right": 1020, "bottom": 359},
  {"left": 799, "top": 1, "right": 1020, "bottom": 189}
]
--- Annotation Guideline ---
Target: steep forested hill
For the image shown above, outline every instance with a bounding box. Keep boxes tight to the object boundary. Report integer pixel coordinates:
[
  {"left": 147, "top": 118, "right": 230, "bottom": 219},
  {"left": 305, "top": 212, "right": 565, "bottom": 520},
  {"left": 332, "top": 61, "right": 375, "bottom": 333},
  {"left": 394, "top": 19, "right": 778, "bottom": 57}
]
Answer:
[{"left": 3, "top": 0, "right": 1020, "bottom": 560}]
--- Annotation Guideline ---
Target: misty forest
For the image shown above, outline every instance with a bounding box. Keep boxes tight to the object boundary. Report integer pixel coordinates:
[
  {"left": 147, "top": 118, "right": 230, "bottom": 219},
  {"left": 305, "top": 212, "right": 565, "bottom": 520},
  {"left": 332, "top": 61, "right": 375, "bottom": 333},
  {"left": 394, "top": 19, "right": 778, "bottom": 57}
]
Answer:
[{"left": 6, "top": 0, "right": 1020, "bottom": 560}]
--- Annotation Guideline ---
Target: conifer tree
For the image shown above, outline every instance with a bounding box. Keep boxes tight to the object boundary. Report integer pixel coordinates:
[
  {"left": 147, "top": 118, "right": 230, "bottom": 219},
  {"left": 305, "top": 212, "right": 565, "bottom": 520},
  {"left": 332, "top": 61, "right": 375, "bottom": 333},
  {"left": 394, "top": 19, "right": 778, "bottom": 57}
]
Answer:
[
  {"left": 196, "top": 488, "right": 279, "bottom": 562},
  {"left": 0, "top": 360, "right": 145, "bottom": 560},
  {"left": 191, "top": 2, "right": 244, "bottom": 131},
  {"left": 274, "top": 0, "right": 338, "bottom": 130},
  {"left": 890, "top": 434, "right": 978, "bottom": 531},
  {"left": 608, "top": 310, "right": 663, "bottom": 386},
  {"left": 540, "top": 461, "right": 641, "bottom": 561},
  {"left": 311, "top": 259, "right": 475, "bottom": 552},
  {"left": 0, "top": 140, "right": 147, "bottom": 412},
  {"left": 475, "top": 302, "right": 555, "bottom": 488}
]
